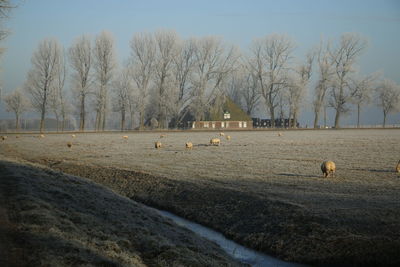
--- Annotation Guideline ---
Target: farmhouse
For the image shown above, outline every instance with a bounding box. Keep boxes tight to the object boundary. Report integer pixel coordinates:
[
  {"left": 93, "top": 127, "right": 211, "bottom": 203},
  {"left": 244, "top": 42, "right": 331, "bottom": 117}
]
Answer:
[{"left": 188, "top": 96, "right": 253, "bottom": 130}]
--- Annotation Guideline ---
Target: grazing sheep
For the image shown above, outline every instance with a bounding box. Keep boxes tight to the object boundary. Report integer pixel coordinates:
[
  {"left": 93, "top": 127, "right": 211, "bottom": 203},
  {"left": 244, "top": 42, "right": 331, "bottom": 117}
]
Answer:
[
  {"left": 71, "top": 134, "right": 76, "bottom": 138},
  {"left": 1, "top": 136, "right": 6, "bottom": 141},
  {"left": 186, "top": 142, "right": 193, "bottom": 149},
  {"left": 15, "top": 135, "right": 19, "bottom": 139},
  {"left": 321, "top": 161, "right": 336, "bottom": 177},
  {"left": 210, "top": 138, "right": 221, "bottom": 146},
  {"left": 226, "top": 135, "right": 231, "bottom": 141},
  {"left": 155, "top": 141, "right": 162, "bottom": 149},
  {"left": 160, "top": 134, "right": 166, "bottom": 138},
  {"left": 123, "top": 135, "right": 128, "bottom": 140},
  {"left": 67, "top": 142, "right": 72, "bottom": 148},
  {"left": 278, "top": 132, "right": 283, "bottom": 137},
  {"left": 396, "top": 160, "right": 400, "bottom": 173},
  {"left": 40, "top": 134, "right": 45, "bottom": 138},
  {"left": 220, "top": 132, "right": 225, "bottom": 136}
]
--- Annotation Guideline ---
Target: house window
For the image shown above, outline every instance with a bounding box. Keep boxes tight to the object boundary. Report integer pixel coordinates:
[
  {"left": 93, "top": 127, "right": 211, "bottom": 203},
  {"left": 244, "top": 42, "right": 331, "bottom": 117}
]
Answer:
[
  {"left": 224, "top": 112, "right": 230, "bottom": 119},
  {"left": 192, "top": 122, "right": 195, "bottom": 129},
  {"left": 243, "top": 122, "right": 247, "bottom": 128},
  {"left": 204, "top": 122, "right": 209, "bottom": 128},
  {"left": 221, "top": 122, "right": 225, "bottom": 128},
  {"left": 239, "top": 121, "right": 242, "bottom": 128}
]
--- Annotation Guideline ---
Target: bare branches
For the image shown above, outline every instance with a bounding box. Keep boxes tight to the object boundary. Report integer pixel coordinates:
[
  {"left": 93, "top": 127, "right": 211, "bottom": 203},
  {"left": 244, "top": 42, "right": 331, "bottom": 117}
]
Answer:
[
  {"left": 328, "top": 33, "right": 367, "bottom": 128},
  {"left": 249, "top": 34, "right": 295, "bottom": 127},
  {"left": 25, "top": 39, "right": 63, "bottom": 132},
  {"left": 93, "top": 31, "right": 117, "bottom": 131},
  {"left": 69, "top": 35, "right": 92, "bottom": 131},
  {"left": 375, "top": 79, "right": 400, "bottom": 127},
  {"left": 4, "top": 88, "right": 29, "bottom": 130}
]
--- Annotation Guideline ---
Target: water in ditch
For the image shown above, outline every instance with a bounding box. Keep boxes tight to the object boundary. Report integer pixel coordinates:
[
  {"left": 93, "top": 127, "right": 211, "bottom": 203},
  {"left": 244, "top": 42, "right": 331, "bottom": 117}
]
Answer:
[{"left": 154, "top": 209, "right": 306, "bottom": 267}]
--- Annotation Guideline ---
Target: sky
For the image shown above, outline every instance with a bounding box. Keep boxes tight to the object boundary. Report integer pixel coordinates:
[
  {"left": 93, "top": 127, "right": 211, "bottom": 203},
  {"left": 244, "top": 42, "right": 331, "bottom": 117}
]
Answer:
[{"left": 1, "top": 0, "right": 400, "bottom": 126}]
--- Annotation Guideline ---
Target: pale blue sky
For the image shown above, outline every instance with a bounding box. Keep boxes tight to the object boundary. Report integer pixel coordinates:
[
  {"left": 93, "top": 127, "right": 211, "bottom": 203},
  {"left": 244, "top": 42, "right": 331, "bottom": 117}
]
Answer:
[{"left": 1, "top": 0, "right": 400, "bottom": 125}]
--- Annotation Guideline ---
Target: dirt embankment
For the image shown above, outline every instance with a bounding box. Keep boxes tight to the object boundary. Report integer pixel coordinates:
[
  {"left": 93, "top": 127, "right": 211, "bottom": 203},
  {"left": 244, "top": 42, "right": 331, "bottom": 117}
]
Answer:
[
  {"left": 0, "top": 156, "right": 243, "bottom": 267},
  {"left": 43, "top": 160, "right": 400, "bottom": 267}
]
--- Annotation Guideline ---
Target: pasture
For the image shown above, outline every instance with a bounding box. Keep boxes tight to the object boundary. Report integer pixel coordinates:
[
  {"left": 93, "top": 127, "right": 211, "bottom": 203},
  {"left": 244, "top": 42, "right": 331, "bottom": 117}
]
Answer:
[{"left": 1, "top": 129, "right": 400, "bottom": 265}]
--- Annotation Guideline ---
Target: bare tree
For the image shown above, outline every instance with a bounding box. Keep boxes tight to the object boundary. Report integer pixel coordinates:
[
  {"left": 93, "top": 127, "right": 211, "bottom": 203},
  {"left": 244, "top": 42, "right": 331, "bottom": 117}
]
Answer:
[
  {"left": 25, "top": 39, "right": 62, "bottom": 132},
  {"left": 112, "top": 67, "right": 132, "bottom": 131},
  {"left": 249, "top": 34, "right": 294, "bottom": 127},
  {"left": 375, "top": 79, "right": 400, "bottom": 128},
  {"left": 153, "top": 30, "right": 179, "bottom": 128},
  {"left": 129, "top": 32, "right": 156, "bottom": 129},
  {"left": 49, "top": 49, "right": 67, "bottom": 131},
  {"left": 69, "top": 35, "right": 92, "bottom": 131},
  {"left": 4, "top": 88, "right": 29, "bottom": 130},
  {"left": 169, "top": 38, "right": 196, "bottom": 128},
  {"left": 93, "top": 31, "right": 116, "bottom": 131},
  {"left": 328, "top": 33, "right": 367, "bottom": 128},
  {"left": 313, "top": 40, "right": 333, "bottom": 128},
  {"left": 190, "top": 36, "right": 238, "bottom": 121},
  {"left": 0, "top": 0, "right": 15, "bottom": 54},
  {"left": 287, "top": 51, "right": 314, "bottom": 128},
  {"left": 349, "top": 73, "right": 377, "bottom": 128}
]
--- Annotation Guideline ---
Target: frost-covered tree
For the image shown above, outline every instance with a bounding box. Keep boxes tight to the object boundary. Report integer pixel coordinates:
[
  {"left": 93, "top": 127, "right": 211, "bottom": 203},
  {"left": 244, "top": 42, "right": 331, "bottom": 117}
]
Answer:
[
  {"left": 69, "top": 35, "right": 92, "bottom": 131},
  {"left": 328, "top": 33, "right": 367, "bottom": 128},
  {"left": 4, "top": 88, "right": 29, "bottom": 130},
  {"left": 129, "top": 32, "right": 156, "bottom": 129},
  {"left": 375, "top": 79, "right": 400, "bottom": 128},
  {"left": 249, "top": 34, "right": 294, "bottom": 127},
  {"left": 93, "top": 31, "right": 116, "bottom": 131},
  {"left": 112, "top": 67, "right": 132, "bottom": 131},
  {"left": 25, "top": 39, "right": 63, "bottom": 132},
  {"left": 190, "top": 36, "right": 238, "bottom": 121}
]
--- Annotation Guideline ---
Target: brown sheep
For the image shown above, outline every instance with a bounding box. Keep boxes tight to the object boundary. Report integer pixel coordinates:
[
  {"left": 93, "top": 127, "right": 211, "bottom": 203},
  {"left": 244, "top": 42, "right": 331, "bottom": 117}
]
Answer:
[
  {"left": 1, "top": 136, "right": 6, "bottom": 141},
  {"left": 226, "top": 135, "right": 231, "bottom": 141},
  {"left": 122, "top": 135, "right": 128, "bottom": 140},
  {"left": 321, "top": 161, "right": 336, "bottom": 177},
  {"left": 396, "top": 160, "right": 400, "bottom": 173},
  {"left": 67, "top": 142, "right": 72, "bottom": 148},
  {"left": 210, "top": 138, "right": 221, "bottom": 146},
  {"left": 278, "top": 132, "right": 283, "bottom": 137},
  {"left": 155, "top": 141, "right": 162, "bottom": 149},
  {"left": 186, "top": 142, "right": 193, "bottom": 149},
  {"left": 220, "top": 132, "right": 225, "bottom": 136}
]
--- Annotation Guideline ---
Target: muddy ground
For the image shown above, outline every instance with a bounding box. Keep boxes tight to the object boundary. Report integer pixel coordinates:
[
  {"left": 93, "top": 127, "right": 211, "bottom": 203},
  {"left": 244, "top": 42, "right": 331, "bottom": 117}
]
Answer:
[{"left": 1, "top": 129, "right": 400, "bottom": 266}]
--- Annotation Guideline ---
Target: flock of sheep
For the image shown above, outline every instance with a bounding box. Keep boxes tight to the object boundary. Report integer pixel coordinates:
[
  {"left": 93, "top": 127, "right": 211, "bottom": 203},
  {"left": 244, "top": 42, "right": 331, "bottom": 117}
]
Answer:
[{"left": 1, "top": 132, "right": 400, "bottom": 177}]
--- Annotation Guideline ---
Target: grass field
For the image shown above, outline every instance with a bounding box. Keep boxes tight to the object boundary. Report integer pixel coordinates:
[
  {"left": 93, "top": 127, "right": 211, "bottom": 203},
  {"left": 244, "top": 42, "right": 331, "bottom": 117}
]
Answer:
[{"left": 1, "top": 129, "right": 400, "bottom": 266}]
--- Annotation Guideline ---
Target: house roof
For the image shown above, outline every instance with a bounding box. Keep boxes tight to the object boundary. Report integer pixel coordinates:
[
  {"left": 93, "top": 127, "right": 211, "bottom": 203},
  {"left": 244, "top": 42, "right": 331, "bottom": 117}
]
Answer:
[{"left": 207, "top": 96, "right": 251, "bottom": 121}]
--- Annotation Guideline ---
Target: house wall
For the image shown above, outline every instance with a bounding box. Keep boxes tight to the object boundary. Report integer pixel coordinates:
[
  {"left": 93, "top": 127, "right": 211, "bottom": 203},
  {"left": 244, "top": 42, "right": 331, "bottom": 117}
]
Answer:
[{"left": 191, "top": 121, "right": 253, "bottom": 129}]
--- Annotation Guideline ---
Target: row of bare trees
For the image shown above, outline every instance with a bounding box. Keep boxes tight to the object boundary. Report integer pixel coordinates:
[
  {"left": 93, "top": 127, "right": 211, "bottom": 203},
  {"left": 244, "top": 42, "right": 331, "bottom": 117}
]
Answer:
[{"left": 3, "top": 30, "right": 400, "bottom": 132}]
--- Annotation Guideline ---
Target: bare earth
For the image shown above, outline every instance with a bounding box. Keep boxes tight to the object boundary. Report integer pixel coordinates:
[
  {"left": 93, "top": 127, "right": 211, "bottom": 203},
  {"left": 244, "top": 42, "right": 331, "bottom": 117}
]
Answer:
[{"left": 1, "top": 129, "right": 400, "bottom": 266}]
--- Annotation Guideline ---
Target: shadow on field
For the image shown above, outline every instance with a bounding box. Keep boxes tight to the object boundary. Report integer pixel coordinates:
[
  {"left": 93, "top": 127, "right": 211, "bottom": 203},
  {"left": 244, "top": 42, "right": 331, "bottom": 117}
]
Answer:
[
  {"left": 43, "top": 161, "right": 400, "bottom": 267},
  {"left": 276, "top": 173, "right": 321, "bottom": 178}
]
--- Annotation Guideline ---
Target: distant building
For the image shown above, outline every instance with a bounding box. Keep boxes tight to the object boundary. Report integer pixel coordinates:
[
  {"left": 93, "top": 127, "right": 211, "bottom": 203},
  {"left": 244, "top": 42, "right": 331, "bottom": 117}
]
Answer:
[
  {"left": 252, "top": 118, "right": 299, "bottom": 128},
  {"left": 187, "top": 96, "right": 253, "bottom": 130}
]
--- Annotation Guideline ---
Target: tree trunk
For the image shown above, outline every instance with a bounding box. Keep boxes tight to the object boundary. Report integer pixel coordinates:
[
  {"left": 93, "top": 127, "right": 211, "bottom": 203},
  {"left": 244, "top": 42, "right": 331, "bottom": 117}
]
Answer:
[
  {"left": 357, "top": 104, "right": 360, "bottom": 128},
  {"left": 121, "top": 110, "right": 126, "bottom": 131},
  {"left": 323, "top": 105, "right": 327, "bottom": 128},
  {"left": 79, "top": 94, "right": 85, "bottom": 131},
  {"left": 383, "top": 112, "right": 387, "bottom": 128},
  {"left": 313, "top": 111, "right": 319, "bottom": 129},
  {"left": 334, "top": 109, "right": 341, "bottom": 128},
  {"left": 292, "top": 111, "right": 297, "bottom": 128},
  {"left": 270, "top": 106, "right": 275, "bottom": 128},
  {"left": 15, "top": 114, "right": 19, "bottom": 131}
]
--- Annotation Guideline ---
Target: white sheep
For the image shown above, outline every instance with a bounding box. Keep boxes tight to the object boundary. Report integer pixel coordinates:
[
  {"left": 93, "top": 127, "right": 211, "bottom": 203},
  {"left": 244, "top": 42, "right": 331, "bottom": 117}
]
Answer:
[
  {"left": 186, "top": 142, "right": 193, "bottom": 149},
  {"left": 321, "top": 161, "right": 336, "bottom": 178},
  {"left": 155, "top": 141, "right": 162, "bottom": 149},
  {"left": 210, "top": 138, "right": 221, "bottom": 146}
]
